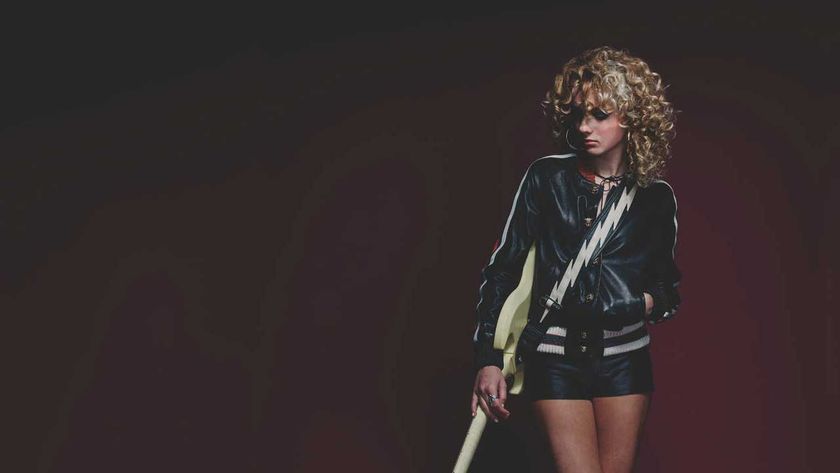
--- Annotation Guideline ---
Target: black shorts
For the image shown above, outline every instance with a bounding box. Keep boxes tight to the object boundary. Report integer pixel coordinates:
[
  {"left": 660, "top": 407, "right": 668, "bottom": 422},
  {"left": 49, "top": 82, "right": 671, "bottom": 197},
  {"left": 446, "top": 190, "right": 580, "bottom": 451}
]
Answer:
[{"left": 523, "top": 346, "right": 655, "bottom": 401}]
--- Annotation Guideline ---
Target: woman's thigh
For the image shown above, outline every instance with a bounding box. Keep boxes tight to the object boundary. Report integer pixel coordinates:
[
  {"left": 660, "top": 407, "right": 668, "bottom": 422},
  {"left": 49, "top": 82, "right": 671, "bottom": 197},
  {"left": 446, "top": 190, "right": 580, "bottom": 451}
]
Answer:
[
  {"left": 592, "top": 393, "right": 651, "bottom": 473},
  {"left": 532, "top": 399, "right": 602, "bottom": 473}
]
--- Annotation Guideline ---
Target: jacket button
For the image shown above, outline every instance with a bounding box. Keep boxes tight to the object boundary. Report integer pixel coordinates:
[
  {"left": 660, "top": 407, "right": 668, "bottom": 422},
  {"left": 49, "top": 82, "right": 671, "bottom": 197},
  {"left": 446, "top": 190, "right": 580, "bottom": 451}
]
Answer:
[
  {"left": 592, "top": 255, "right": 600, "bottom": 265},
  {"left": 581, "top": 331, "right": 588, "bottom": 339},
  {"left": 591, "top": 186, "right": 598, "bottom": 194},
  {"left": 583, "top": 217, "right": 593, "bottom": 228},
  {"left": 580, "top": 346, "right": 587, "bottom": 352},
  {"left": 584, "top": 293, "right": 594, "bottom": 303}
]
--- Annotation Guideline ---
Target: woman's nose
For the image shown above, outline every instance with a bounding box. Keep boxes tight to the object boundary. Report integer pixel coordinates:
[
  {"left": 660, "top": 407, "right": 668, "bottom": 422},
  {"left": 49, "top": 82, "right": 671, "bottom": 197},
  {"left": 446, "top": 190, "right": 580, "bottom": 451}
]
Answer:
[{"left": 578, "top": 117, "right": 592, "bottom": 134}]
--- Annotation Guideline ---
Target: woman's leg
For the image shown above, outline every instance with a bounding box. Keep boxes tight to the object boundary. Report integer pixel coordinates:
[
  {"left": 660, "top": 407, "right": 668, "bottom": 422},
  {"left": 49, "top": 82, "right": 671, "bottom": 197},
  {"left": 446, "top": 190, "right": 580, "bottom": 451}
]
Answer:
[
  {"left": 532, "top": 399, "right": 603, "bottom": 473},
  {"left": 591, "top": 393, "right": 651, "bottom": 473}
]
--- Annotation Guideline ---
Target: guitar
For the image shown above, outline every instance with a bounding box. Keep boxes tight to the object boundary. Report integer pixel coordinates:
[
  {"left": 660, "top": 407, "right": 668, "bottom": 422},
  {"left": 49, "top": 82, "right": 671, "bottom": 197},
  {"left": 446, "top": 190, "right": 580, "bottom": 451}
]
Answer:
[
  {"left": 452, "top": 242, "right": 537, "bottom": 473},
  {"left": 453, "top": 181, "right": 638, "bottom": 471}
]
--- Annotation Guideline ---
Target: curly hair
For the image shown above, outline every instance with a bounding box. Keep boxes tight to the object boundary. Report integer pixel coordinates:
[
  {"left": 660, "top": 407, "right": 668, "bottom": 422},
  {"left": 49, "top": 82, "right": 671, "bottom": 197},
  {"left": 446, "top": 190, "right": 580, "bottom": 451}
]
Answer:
[{"left": 541, "top": 46, "right": 677, "bottom": 188}]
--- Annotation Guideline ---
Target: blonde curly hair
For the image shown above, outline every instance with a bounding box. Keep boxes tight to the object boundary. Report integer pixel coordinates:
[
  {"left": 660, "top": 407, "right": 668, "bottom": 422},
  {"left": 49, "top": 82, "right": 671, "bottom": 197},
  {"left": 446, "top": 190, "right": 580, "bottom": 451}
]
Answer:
[{"left": 541, "top": 46, "right": 677, "bottom": 188}]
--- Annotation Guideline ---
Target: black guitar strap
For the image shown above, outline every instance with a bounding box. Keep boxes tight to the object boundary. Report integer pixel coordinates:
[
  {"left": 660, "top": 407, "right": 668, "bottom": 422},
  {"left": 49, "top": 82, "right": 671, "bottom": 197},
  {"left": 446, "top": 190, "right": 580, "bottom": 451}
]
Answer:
[
  {"left": 538, "top": 178, "right": 639, "bottom": 323},
  {"left": 516, "top": 177, "right": 640, "bottom": 363}
]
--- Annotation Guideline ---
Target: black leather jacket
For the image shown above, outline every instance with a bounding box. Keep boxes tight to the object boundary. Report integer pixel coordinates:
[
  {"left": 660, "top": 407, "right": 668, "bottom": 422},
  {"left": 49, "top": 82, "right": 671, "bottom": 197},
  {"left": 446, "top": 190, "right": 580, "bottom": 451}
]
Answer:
[{"left": 473, "top": 153, "right": 682, "bottom": 370}]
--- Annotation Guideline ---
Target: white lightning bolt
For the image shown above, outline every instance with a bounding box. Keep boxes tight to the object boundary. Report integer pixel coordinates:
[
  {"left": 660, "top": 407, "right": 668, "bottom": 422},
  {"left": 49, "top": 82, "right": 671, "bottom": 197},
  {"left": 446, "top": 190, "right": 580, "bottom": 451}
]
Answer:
[{"left": 539, "top": 184, "right": 638, "bottom": 322}]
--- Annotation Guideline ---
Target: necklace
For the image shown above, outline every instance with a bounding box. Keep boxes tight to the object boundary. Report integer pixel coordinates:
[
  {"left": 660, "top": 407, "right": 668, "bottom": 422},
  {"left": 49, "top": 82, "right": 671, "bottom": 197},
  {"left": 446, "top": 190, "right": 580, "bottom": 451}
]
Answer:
[
  {"left": 591, "top": 170, "right": 626, "bottom": 216},
  {"left": 592, "top": 170, "right": 626, "bottom": 183}
]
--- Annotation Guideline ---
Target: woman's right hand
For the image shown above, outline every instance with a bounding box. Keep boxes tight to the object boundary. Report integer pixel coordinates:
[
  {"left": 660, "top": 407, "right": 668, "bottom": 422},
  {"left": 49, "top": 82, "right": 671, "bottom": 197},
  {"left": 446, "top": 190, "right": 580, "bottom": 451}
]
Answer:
[{"left": 471, "top": 366, "right": 511, "bottom": 422}]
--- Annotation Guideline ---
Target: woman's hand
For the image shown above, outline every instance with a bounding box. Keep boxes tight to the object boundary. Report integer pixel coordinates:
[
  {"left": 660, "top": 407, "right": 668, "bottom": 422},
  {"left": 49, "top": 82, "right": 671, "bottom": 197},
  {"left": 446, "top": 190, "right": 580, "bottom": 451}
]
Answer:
[
  {"left": 643, "top": 292, "right": 654, "bottom": 317},
  {"left": 471, "top": 366, "right": 511, "bottom": 422}
]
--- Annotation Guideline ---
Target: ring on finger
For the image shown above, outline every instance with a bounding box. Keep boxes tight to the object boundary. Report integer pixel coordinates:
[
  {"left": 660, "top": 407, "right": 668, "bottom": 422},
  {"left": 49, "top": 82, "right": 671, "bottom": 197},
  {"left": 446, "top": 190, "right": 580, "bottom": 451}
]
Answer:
[{"left": 486, "top": 393, "right": 497, "bottom": 405}]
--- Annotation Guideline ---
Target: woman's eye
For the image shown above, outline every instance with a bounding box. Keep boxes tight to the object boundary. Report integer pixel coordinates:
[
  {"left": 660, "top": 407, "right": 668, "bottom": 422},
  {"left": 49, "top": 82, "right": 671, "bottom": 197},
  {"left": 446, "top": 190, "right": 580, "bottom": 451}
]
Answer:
[{"left": 593, "top": 109, "right": 611, "bottom": 120}]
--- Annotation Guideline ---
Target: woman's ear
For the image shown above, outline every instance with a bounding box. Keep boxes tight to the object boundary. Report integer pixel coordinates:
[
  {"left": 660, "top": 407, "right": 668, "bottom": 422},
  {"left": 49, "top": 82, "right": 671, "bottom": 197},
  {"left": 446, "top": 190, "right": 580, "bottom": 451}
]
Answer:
[{"left": 617, "top": 112, "right": 629, "bottom": 129}]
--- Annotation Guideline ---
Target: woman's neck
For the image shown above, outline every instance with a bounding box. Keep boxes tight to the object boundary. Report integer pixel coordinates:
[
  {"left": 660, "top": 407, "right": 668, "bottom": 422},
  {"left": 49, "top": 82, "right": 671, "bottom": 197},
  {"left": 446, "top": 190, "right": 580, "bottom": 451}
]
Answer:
[{"left": 584, "top": 153, "right": 626, "bottom": 178}]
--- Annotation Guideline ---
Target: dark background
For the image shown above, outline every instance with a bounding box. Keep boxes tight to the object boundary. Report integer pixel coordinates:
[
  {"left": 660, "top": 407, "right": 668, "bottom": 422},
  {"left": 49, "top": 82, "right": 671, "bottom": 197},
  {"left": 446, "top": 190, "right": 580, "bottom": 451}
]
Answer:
[{"left": 2, "top": 2, "right": 837, "bottom": 471}]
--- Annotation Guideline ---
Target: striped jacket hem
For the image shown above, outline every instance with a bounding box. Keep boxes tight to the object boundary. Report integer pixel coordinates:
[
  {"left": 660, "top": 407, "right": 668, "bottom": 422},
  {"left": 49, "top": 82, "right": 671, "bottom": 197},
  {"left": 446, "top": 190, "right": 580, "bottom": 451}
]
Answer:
[{"left": 535, "top": 321, "right": 650, "bottom": 356}]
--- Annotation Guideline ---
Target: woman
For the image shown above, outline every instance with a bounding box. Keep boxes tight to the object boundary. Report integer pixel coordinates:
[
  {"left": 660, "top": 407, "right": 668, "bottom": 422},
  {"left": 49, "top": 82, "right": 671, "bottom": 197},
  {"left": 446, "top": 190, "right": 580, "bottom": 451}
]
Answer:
[{"left": 470, "top": 46, "right": 681, "bottom": 472}]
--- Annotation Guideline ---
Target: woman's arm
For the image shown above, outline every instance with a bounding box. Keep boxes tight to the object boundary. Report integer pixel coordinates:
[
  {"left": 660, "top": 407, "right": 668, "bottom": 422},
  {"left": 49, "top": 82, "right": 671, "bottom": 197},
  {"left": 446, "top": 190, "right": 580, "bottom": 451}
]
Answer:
[
  {"left": 473, "top": 163, "right": 541, "bottom": 370},
  {"left": 643, "top": 182, "right": 682, "bottom": 324}
]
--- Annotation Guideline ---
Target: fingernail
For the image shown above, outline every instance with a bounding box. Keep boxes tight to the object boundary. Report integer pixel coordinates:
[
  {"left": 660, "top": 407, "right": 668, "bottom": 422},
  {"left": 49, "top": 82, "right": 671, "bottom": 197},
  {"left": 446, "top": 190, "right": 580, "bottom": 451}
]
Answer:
[{"left": 472, "top": 411, "right": 475, "bottom": 417}]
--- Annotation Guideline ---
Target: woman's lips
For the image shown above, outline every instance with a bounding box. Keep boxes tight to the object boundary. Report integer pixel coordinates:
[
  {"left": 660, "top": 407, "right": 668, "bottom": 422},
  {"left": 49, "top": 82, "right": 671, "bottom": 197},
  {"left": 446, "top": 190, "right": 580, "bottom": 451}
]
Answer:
[{"left": 585, "top": 140, "right": 598, "bottom": 147}]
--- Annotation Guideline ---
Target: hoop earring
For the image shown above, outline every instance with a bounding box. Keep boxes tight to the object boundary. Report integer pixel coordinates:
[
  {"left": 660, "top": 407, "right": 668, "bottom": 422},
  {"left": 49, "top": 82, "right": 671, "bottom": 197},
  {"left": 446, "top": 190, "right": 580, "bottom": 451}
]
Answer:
[{"left": 565, "top": 128, "right": 580, "bottom": 151}]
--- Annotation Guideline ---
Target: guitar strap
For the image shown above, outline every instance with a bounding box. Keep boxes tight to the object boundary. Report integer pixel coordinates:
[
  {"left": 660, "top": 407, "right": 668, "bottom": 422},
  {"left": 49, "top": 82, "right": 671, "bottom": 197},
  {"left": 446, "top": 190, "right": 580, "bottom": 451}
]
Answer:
[
  {"left": 540, "top": 178, "right": 638, "bottom": 322},
  {"left": 516, "top": 178, "right": 639, "bottom": 362}
]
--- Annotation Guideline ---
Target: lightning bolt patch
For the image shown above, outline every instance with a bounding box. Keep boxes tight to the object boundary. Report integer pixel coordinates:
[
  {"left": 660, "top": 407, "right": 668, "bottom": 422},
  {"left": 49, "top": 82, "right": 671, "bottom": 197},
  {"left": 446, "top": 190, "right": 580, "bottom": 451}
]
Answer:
[{"left": 539, "top": 184, "right": 638, "bottom": 322}]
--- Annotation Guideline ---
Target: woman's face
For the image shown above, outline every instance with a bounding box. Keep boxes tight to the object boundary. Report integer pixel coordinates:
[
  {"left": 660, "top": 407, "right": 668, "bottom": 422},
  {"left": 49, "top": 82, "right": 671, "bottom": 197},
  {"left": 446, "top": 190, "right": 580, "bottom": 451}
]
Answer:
[{"left": 571, "top": 91, "right": 627, "bottom": 159}]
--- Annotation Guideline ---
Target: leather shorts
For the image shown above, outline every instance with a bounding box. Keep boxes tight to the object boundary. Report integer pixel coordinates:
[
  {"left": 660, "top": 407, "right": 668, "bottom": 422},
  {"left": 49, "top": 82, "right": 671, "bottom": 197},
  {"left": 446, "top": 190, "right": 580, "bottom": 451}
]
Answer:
[{"left": 522, "top": 346, "right": 655, "bottom": 401}]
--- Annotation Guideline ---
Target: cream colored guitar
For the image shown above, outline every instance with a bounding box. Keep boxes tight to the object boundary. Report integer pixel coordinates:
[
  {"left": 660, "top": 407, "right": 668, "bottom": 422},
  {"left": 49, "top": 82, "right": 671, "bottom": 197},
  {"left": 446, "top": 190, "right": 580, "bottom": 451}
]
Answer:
[{"left": 452, "top": 242, "right": 536, "bottom": 473}]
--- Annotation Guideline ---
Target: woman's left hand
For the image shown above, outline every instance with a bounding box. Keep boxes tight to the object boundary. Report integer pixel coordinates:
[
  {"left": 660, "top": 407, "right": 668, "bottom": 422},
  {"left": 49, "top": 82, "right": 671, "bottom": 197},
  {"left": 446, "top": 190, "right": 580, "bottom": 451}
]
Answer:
[{"left": 642, "top": 292, "right": 654, "bottom": 317}]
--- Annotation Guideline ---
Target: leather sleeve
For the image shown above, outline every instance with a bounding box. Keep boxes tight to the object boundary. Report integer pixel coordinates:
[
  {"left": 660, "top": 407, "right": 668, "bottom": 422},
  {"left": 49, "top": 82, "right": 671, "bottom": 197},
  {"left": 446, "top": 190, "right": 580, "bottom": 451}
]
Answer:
[
  {"left": 473, "top": 163, "right": 541, "bottom": 370},
  {"left": 644, "top": 183, "right": 682, "bottom": 325}
]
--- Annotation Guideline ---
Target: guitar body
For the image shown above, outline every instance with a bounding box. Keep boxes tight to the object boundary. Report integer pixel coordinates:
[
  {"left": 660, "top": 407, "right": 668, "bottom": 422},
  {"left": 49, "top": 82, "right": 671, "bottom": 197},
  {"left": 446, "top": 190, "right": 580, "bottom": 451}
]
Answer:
[
  {"left": 492, "top": 242, "right": 537, "bottom": 394},
  {"left": 453, "top": 242, "right": 536, "bottom": 472}
]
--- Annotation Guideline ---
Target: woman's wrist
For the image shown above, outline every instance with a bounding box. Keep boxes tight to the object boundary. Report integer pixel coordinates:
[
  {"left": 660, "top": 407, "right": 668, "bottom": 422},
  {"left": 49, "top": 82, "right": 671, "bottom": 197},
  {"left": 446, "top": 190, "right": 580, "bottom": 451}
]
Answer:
[{"left": 474, "top": 344, "right": 505, "bottom": 372}]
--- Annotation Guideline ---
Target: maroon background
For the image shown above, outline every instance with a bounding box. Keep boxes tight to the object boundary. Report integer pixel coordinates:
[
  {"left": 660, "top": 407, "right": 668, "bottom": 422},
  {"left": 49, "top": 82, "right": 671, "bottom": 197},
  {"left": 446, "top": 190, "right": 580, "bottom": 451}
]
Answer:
[{"left": 2, "top": 3, "right": 837, "bottom": 472}]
